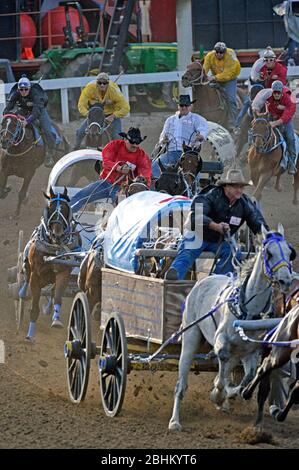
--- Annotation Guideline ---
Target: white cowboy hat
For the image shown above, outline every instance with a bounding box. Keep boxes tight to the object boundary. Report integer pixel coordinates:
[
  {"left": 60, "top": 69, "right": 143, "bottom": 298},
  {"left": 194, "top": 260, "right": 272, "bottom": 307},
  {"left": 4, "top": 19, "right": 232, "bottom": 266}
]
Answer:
[{"left": 216, "top": 168, "right": 252, "bottom": 186}]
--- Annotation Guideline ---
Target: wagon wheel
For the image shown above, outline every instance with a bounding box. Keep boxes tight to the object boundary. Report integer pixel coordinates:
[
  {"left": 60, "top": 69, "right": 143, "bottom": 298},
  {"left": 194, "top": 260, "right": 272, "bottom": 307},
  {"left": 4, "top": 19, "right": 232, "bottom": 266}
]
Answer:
[
  {"left": 99, "top": 312, "right": 128, "bottom": 417},
  {"left": 15, "top": 230, "right": 25, "bottom": 334},
  {"left": 65, "top": 292, "right": 94, "bottom": 403}
]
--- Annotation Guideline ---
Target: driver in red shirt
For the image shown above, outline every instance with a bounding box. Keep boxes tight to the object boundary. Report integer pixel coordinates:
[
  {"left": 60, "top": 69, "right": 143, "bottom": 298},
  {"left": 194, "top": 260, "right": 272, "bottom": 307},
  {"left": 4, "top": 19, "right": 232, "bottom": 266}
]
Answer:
[{"left": 70, "top": 128, "right": 152, "bottom": 212}]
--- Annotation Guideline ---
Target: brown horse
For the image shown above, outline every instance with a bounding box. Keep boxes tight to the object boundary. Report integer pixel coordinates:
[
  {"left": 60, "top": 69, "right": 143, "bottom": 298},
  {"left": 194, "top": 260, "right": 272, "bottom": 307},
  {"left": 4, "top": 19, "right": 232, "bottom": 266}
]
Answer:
[
  {"left": 23, "top": 187, "right": 81, "bottom": 340},
  {"left": 242, "top": 299, "right": 299, "bottom": 426},
  {"left": 181, "top": 60, "right": 246, "bottom": 131},
  {"left": 248, "top": 117, "right": 299, "bottom": 204},
  {"left": 0, "top": 112, "right": 69, "bottom": 215}
]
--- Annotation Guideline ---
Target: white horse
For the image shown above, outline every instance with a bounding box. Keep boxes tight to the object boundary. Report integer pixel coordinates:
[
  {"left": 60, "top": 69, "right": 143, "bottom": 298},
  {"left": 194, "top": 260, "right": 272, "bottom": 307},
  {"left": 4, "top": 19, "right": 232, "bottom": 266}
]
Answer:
[{"left": 169, "top": 224, "right": 295, "bottom": 431}]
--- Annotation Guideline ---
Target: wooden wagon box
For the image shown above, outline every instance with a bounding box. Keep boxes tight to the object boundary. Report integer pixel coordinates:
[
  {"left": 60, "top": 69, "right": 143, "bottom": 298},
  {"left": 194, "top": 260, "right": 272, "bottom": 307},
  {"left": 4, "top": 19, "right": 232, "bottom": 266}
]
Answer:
[{"left": 100, "top": 268, "right": 196, "bottom": 344}]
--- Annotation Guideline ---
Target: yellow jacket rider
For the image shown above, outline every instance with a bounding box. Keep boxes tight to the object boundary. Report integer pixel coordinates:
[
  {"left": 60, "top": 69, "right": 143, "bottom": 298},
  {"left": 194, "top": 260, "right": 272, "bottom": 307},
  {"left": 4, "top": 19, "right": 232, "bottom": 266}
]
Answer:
[
  {"left": 203, "top": 42, "right": 241, "bottom": 130},
  {"left": 74, "top": 72, "right": 130, "bottom": 150}
]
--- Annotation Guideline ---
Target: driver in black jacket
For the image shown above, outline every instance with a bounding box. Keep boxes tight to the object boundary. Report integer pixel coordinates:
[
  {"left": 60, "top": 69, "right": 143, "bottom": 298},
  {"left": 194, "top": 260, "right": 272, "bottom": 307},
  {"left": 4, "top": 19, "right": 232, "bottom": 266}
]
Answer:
[
  {"left": 3, "top": 75, "right": 56, "bottom": 167},
  {"left": 165, "top": 169, "right": 268, "bottom": 280}
]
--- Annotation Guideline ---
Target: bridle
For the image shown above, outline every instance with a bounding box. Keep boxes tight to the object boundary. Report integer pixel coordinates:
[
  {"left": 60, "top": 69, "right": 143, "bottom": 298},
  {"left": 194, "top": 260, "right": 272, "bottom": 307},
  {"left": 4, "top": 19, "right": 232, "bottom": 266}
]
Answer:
[
  {"left": 262, "top": 233, "right": 295, "bottom": 281},
  {"left": 45, "top": 194, "right": 72, "bottom": 241},
  {"left": 0, "top": 113, "right": 26, "bottom": 147},
  {"left": 251, "top": 117, "right": 277, "bottom": 153},
  {"left": 183, "top": 62, "right": 210, "bottom": 86}
]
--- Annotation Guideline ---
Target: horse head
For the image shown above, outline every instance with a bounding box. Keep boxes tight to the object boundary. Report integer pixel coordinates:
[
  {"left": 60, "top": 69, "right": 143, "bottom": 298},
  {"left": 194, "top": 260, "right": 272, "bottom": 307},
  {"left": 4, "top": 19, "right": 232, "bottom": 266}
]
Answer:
[
  {"left": 43, "top": 186, "right": 72, "bottom": 243},
  {"left": 179, "top": 143, "right": 202, "bottom": 185},
  {"left": 181, "top": 60, "right": 206, "bottom": 87},
  {"left": 259, "top": 223, "right": 296, "bottom": 293},
  {"left": 251, "top": 116, "right": 273, "bottom": 153},
  {"left": 0, "top": 113, "right": 27, "bottom": 149},
  {"left": 127, "top": 176, "right": 149, "bottom": 197},
  {"left": 154, "top": 161, "right": 186, "bottom": 195},
  {"left": 86, "top": 103, "right": 106, "bottom": 143}
]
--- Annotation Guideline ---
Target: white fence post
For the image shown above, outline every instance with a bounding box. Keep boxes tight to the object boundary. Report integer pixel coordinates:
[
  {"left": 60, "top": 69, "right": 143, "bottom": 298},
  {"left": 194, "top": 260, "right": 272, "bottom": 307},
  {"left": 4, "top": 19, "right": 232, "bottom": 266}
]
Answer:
[
  {"left": 121, "top": 85, "right": 130, "bottom": 116},
  {"left": 61, "top": 88, "right": 69, "bottom": 124}
]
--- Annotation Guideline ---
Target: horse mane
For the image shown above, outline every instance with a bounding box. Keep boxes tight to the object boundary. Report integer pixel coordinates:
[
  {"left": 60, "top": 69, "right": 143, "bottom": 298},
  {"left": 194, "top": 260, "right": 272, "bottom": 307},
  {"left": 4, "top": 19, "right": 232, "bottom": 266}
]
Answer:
[
  {"left": 235, "top": 255, "right": 257, "bottom": 285},
  {"left": 234, "top": 230, "right": 284, "bottom": 285}
]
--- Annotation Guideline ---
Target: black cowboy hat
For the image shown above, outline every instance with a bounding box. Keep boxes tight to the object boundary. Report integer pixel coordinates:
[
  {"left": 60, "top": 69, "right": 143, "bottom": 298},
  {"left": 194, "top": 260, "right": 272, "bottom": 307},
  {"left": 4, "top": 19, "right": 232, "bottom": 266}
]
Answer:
[
  {"left": 119, "top": 127, "right": 147, "bottom": 144},
  {"left": 178, "top": 94, "right": 196, "bottom": 106}
]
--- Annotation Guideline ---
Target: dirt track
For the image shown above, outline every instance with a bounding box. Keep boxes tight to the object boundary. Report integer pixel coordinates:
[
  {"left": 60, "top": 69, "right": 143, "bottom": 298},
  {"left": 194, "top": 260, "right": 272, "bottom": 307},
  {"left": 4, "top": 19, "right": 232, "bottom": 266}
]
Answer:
[{"left": 0, "top": 114, "right": 298, "bottom": 449}]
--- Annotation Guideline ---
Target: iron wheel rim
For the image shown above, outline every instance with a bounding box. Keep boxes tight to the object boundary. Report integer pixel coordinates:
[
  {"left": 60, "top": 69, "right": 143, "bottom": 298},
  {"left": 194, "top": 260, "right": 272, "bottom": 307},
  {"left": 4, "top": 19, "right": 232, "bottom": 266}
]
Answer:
[
  {"left": 99, "top": 313, "right": 127, "bottom": 417},
  {"left": 66, "top": 292, "right": 91, "bottom": 403}
]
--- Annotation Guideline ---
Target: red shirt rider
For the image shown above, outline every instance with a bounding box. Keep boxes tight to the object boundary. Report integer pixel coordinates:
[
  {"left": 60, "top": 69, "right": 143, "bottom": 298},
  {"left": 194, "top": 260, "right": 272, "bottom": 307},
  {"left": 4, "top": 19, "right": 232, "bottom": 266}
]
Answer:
[
  {"left": 266, "top": 86, "right": 296, "bottom": 124},
  {"left": 260, "top": 61, "right": 287, "bottom": 88},
  {"left": 100, "top": 128, "right": 152, "bottom": 187}
]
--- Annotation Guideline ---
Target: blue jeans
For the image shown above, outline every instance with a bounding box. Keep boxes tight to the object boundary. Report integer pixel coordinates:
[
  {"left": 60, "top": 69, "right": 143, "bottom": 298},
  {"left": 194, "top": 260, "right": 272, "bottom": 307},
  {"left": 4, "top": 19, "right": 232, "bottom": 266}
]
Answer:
[
  {"left": 152, "top": 150, "right": 182, "bottom": 179},
  {"left": 38, "top": 108, "right": 56, "bottom": 150},
  {"left": 76, "top": 117, "right": 122, "bottom": 143},
  {"left": 281, "top": 121, "right": 296, "bottom": 159},
  {"left": 70, "top": 179, "right": 120, "bottom": 213},
  {"left": 219, "top": 79, "right": 238, "bottom": 125},
  {"left": 170, "top": 239, "right": 241, "bottom": 280},
  {"left": 235, "top": 95, "right": 250, "bottom": 127}
]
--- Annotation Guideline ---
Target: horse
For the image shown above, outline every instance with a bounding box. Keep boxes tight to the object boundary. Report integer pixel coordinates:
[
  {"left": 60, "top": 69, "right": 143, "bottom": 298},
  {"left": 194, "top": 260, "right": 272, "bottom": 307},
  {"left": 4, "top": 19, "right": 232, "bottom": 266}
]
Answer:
[
  {"left": 85, "top": 103, "right": 111, "bottom": 150},
  {"left": 154, "top": 161, "right": 188, "bottom": 196},
  {"left": 248, "top": 117, "right": 299, "bottom": 204},
  {"left": 68, "top": 104, "right": 112, "bottom": 187},
  {"left": 0, "top": 111, "right": 69, "bottom": 215},
  {"left": 234, "top": 83, "right": 265, "bottom": 162},
  {"left": 21, "top": 186, "right": 81, "bottom": 340},
  {"left": 168, "top": 224, "right": 295, "bottom": 431},
  {"left": 181, "top": 60, "right": 246, "bottom": 131},
  {"left": 241, "top": 283, "right": 299, "bottom": 427},
  {"left": 154, "top": 144, "right": 202, "bottom": 197}
]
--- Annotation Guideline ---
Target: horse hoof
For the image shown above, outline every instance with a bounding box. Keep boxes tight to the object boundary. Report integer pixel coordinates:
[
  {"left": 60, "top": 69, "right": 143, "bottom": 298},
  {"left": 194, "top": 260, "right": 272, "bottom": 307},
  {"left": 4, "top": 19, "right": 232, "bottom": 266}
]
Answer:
[
  {"left": 0, "top": 186, "right": 11, "bottom": 199},
  {"left": 241, "top": 387, "right": 251, "bottom": 400},
  {"left": 51, "top": 319, "right": 63, "bottom": 329},
  {"left": 168, "top": 421, "right": 182, "bottom": 432},
  {"left": 210, "top": 387, "right": 225, "bottom": 406},
  {"left": 25, "top": 335, "right": 35, "bottom": 343},
  {"left": 269, "top": 405, "right": 280, "bottom": 421},
  {"left": 218, "top": 400, "right": 230, "bottom": 413}
]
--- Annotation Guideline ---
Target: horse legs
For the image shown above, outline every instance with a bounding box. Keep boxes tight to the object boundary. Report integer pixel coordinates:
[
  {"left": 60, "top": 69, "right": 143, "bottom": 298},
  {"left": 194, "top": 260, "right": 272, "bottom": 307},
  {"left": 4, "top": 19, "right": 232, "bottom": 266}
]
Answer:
[
  {"left": 254, "top": 373, "right": 271, "bottom": 428},
  {"left": 16, "top": 176, "right": 32, "bottom": 216},
  {"left": 274, "top": 173, "right": 283, "bottom": 193},
  {"left": 242, "top": 353, "right": 280, "bottom": 400},
  {"left": 0, "top": 166, "right": 11, "bottom": 199},
  {"left": 168, "top": 327, "right": 202, "bottom": 431},
  {"left": 27, "top": 274, "right": 41, "bottom": 341},
  {"left": 252, "top": 173, "right": 270, "bottom": 201},
  {"left": 210, "top": 333, "right": 231, "bottom": 409},
  {"left": 51, "top": 269, "right": 70, "bottom": 328},
  {"left": 272, "top": 381, "right": 299, "bottom": 422}
]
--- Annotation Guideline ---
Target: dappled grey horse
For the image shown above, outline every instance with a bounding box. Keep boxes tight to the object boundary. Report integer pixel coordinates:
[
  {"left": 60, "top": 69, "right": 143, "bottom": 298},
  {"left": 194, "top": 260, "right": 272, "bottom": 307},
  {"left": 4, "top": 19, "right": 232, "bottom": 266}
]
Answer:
[{"left": 169, "top": 224, "right": 295, "bottom": 431}]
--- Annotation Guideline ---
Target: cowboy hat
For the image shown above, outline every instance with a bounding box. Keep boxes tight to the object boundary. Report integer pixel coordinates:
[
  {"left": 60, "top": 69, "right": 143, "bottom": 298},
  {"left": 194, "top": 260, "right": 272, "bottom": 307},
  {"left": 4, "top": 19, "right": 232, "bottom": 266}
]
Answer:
[
  {"left": 216, "top": 168, "right": 252, "bottom": 186},
  {"left": 119, "top": 127, "right": 147, "bottom": 144},
  {"left": 178, "top": 94, "right": 196, "bottom": 106}
]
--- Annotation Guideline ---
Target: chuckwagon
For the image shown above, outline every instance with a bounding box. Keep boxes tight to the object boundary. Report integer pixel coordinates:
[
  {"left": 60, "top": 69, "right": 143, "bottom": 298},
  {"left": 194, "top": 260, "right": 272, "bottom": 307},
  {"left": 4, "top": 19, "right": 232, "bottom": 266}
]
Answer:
[{"left": 63, "top": 189, "right": 251, "bottom": 417}]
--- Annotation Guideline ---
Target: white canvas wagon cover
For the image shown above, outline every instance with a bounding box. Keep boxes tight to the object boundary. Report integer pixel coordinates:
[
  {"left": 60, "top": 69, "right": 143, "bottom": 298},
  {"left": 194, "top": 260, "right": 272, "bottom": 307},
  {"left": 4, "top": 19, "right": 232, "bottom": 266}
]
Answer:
[{"left": 103, "top": 191, "right": 192, "bottom": 273}]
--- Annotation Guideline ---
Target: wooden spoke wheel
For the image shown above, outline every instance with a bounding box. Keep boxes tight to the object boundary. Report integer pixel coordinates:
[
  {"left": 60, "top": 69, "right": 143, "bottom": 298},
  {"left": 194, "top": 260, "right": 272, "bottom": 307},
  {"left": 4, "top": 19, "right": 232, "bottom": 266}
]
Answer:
[
  {"left": 65, "top": 292, "right": 92, "bottom": 403},
  {"left": 15, "top": 230, "right": 25, "bottom": 334},
  {"left": 99, "top": 312, "right": 128, "bottom": 417}
]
